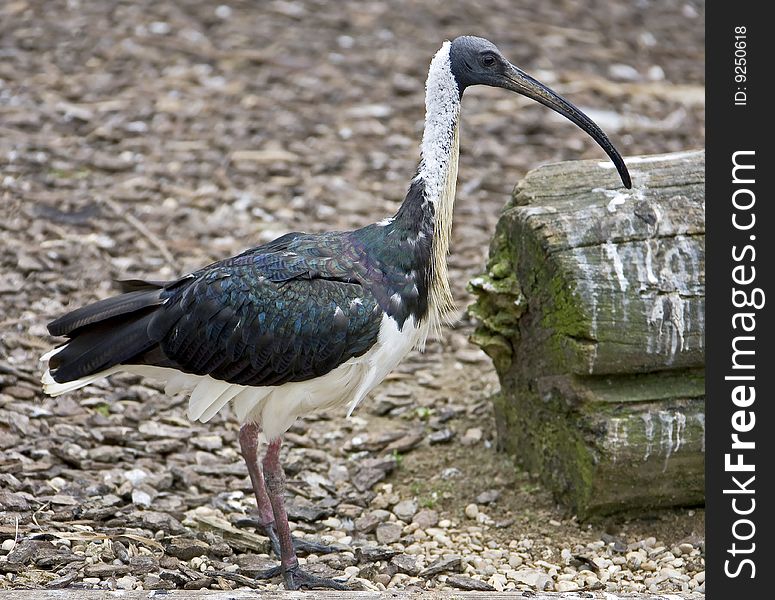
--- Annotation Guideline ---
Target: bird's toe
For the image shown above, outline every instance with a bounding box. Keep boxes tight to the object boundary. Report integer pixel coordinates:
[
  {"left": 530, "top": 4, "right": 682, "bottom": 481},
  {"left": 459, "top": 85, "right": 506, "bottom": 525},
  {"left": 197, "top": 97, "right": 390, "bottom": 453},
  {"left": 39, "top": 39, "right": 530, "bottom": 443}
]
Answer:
[
  {"left": 283, "top": 564, "right": 349, "bottom": 590},
  {"left": 236, "top": 517, "right": 337, "bottom": 556},
  {"left": 254, "top": 564, "right": 283, "bottom": 580},
  {"left": 292, "top": 537, "right": 340, "bottom": 555}
]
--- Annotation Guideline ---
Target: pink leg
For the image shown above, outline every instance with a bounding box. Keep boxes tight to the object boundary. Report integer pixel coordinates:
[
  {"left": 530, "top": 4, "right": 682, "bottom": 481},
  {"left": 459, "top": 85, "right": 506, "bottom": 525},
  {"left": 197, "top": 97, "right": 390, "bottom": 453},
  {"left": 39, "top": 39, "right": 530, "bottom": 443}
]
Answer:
[
  {"left": 238, "top": 423, "right": 338, "bottom": 561},
  {"left": 262, "top": 437, "right": 296, "bottom": 570},
  {"left": 262, "top": 436, "right": 347, "bottom": 590},
  {"left": 238, "top": 423, "right": 275, "bottom": 528}
]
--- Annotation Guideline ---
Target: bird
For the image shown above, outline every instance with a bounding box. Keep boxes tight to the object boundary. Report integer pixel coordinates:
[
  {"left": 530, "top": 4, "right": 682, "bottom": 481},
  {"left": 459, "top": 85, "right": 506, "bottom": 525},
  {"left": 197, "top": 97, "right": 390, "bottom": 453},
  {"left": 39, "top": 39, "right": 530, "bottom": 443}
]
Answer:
[{"left": 41, "top": 35, "right": 631, "bottom": 590}]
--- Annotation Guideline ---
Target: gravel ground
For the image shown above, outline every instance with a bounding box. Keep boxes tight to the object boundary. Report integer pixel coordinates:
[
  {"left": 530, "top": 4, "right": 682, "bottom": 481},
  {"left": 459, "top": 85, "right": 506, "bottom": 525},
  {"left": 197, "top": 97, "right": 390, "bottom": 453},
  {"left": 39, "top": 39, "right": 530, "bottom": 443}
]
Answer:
[{"left": 1, "top": 0, "right": 704, "bottom": 594}]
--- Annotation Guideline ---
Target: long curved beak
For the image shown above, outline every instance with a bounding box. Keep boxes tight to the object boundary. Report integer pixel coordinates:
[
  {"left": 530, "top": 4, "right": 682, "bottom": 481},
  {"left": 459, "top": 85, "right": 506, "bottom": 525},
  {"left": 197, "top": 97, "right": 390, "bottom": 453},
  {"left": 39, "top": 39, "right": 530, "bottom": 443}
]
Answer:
[{"left": 498, "top": 63, "right": 631, "bottom": 189}]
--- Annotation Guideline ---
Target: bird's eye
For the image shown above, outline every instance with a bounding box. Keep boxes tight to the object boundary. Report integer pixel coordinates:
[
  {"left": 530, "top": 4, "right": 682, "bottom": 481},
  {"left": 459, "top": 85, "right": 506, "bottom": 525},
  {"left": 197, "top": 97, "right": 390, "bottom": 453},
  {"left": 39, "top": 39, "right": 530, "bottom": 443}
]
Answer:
[{"left": 480, "top": 53, "right": 497, "bottom": 68}]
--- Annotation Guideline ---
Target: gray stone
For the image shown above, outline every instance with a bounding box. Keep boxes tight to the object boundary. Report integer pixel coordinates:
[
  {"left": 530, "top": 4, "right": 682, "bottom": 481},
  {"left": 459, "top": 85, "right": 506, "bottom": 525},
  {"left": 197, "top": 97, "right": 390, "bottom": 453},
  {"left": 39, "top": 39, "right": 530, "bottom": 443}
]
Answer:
[
  {"left": 0, "top": 490, "right": 30, "bottom": 511},
  {"left": 355, "top": 546, "right": 400, "bottom": 563},
  {"left": 84, "top": 562, "right": 132, "bottom": 577},
  {"left": 139, "top": 510, "right": 186, "bottom": 534},
  {"left": 418, "top": 554, "right": 462, "bottom": 577},
  {"left": 513, "top": 568, "right": 553, "bottom": 590},
  {"left": 190, "top": 435, "right": 223, "bottom": 451},
  {"left": 115, "top": 575, "right": 138, "bottom": 590},
  {"left": 209, "top": 542, "right": 233, "bottom": 558},
  {"left": 460, "top": 427, "right": 483, "bottom": 446},
  {"left": 355, "top": 509, "right": 390, "bottom": 533},
  {"left": 556, "top": 580, "right": 580, "bottom": 592},
  {"left": 44, "top": 570, "right": 80, "bottom": 589},
  {"left": 353, "top": 457, "right": 397, "bottom": 492},
  {"left": 336, "top": 503, "right": 363, "bottom": 519},
  {"left": 286, "top": 500, "right": 331, "bottom": 522},
  {"left": 389, "top": 554, "right": 421, "bottom": 576},
  {"left": 375, "top": 522, "right": 402, "bottom": 544},
  {"left": 441, "top": 467, "right": 461, "bottom": 479},
  {"left": 129, "top": 555, "right": 159, "bottom": 575},
  {"left": 353, "top": 467, "right": 389, "bottom": 492},
  {"left": 184, "top": 577, "right": 214, "bottom": 590},
  {"left": 392, "top": 499, "right": 418, "bottom": 522},
  {"left": 6, "top": 540, "right": 57, "bottom": 565},
  {"left": 412, "top": 509, "right": 439, "bottom": 529},
  {"left": 113, "top": 540, "right": 130, "bottom": 562},
  {"left": 233, "top": 554, "right": 277, "bottom": 576},
  {"left": 385, "top": 431, "right": 424, "bottom": 453},
  {"left": 475, "top": 489, "right": 501, "bottom": 505},
  {"left": 428, "top": 428, "right": 455, "bottom": 444},
  {"left": 88, "top": 445, "right": 125, "bottom": 463},
  {"left": 447, "top": 574, "right": 496, "bottom": 591},
  {"left": 164, "top": 538, "right": 210, "bottom": 561},
  {"left": 143, "top": 574, "right": 176, "bottom": 590},
  {"left": 328, "top": 464, "right": 350, "bottom": 483}
]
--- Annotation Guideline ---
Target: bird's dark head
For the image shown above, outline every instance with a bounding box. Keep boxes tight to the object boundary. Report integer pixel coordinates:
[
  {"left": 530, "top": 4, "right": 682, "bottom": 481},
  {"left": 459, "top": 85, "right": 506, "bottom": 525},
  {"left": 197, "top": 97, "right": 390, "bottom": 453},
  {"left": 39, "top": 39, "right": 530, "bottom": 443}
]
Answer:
[
  {"left": 449, "top": 36, "right": 631, "bottom": 189},
  {"left": 449, "top": 36, "right": 511, "bottom": 91}
]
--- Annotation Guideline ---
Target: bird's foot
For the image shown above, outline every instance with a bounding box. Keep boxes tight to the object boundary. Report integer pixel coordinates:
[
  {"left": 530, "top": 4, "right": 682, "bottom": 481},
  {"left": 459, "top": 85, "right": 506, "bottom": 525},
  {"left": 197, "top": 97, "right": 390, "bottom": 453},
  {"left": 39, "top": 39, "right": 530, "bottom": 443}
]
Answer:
[
  {"left": 255, "top": 563, "right": 349, "bottom": 590},
  {"left": 254, "top": 564, "right": 283, "bottom": 579},
  {"left": 289, "top": 536, "right": 340, "bottom": 555},
  {"left": 236, "top": 517, "right": 339, "bottom": 556},
  {"left": 283, "top": 564, "right": 349, "bottom": 590}
]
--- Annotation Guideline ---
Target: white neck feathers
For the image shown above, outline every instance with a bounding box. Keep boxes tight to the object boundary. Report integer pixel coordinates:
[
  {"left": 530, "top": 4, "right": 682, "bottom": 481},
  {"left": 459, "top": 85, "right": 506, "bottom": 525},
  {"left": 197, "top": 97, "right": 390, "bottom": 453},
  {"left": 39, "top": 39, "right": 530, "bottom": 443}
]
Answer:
[
  {"left": 417, "top": 42, "right": 461, "bottom": 338},
  {"left": 417, "top": 42, "right": 461, "bottom": 201}
]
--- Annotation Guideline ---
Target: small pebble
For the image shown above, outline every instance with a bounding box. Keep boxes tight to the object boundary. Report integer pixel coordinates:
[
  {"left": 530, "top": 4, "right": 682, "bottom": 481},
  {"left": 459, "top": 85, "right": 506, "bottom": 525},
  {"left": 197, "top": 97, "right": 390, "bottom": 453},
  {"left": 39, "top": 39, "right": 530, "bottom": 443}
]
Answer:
[
  {"left": 475, "top": 489, "right": 500, "bottom": 505},
  {"left": 214, "top": 5, "right": 232, "bottom": 19},
  {"left": 115, "top": 575, "right": 137, "bottom": 590},
  {"left": 390, "top": 554, "right": 421, "bottom": 576},
  {"left": 393, "top": 499, "right": 418, "bottom": 521},
  {"left": 376, "top": 522, "right": 403, "bottom": 544},
  {"left": 678, "top": 542, "right": 695, "bottom": 555},
  {"left": 413, "top": 509, "right": 439, "bottom": 529},
  {"left": 556, "top": 580, "right": 580, "bottom": 592},
  {"left": 344, "top": 566, "right": 360, "bottom": 579},
  {"left": 489, "top": 572, "right": 507, "bottom": 591},
  {"left": 131, "top": 488, "right": 152, "bottom": 507},
  {"left": 508, "top": 554, "right": 523, "bottom": 569},
  {"left": 321, "top": 517, "right": 342, "bottom": 529},
  {"left": 460, "top": 427, "right": 483, "bottom": 446},
  {"left": 428, "top": 429, "right": 454, "bottom": 444}
]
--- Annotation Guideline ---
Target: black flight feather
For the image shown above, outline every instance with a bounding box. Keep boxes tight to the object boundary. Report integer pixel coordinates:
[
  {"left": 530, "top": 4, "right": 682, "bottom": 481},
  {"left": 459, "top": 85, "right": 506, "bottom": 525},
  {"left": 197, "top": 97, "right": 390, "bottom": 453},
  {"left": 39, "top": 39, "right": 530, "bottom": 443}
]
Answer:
[
  {"left": 49, "top": 309, "right": 158, "bottom": 381},
  {"left": 47, "top": 288, "right": 163, "bottom": 338}
]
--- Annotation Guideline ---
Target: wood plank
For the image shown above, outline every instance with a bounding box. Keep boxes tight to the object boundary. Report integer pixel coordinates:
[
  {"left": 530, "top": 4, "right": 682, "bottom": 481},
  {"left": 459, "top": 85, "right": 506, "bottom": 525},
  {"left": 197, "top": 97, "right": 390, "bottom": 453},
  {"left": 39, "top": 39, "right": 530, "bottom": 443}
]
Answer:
[{"left": 0, "top": 590, "right": 706, "bottom": 599}]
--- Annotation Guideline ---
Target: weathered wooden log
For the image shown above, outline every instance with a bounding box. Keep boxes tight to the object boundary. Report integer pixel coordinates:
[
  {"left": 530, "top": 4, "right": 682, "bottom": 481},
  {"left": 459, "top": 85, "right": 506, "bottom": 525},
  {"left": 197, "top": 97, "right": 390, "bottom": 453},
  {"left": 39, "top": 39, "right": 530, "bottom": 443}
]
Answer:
[{"left": 469, "top": 150, "right": 705, "bottom": 519}]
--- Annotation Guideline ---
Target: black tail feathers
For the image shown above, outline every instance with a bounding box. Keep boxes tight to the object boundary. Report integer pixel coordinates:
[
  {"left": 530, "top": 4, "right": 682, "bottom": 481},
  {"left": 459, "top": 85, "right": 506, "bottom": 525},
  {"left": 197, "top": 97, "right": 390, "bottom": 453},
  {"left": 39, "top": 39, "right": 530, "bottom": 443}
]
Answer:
[{"left": 47, "top": 282, "right": 166, "bottom": 383}]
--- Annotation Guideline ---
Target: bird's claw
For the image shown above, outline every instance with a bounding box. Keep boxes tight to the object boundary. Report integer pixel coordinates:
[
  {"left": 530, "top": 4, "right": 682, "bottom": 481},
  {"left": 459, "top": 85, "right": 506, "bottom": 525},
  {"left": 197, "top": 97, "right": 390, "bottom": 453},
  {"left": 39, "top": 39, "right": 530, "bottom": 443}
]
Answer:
[
  {"left": 235, "top": 516, "right": 266, "bottom": 530},
  {"left": 283, "top": 564, "right": 350, "bottom": 590},
  {"left": 290, "top": 537, "right": 341, "bottom": 555},
  {"left": 255, "top": 563, "right": 349, "bottom": 590},
  {"left": 255, "top": 565, "right": 283, "bottom": 580},
  {"left": 235, "top": 517, "right": 339, "bottom": 556}
]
